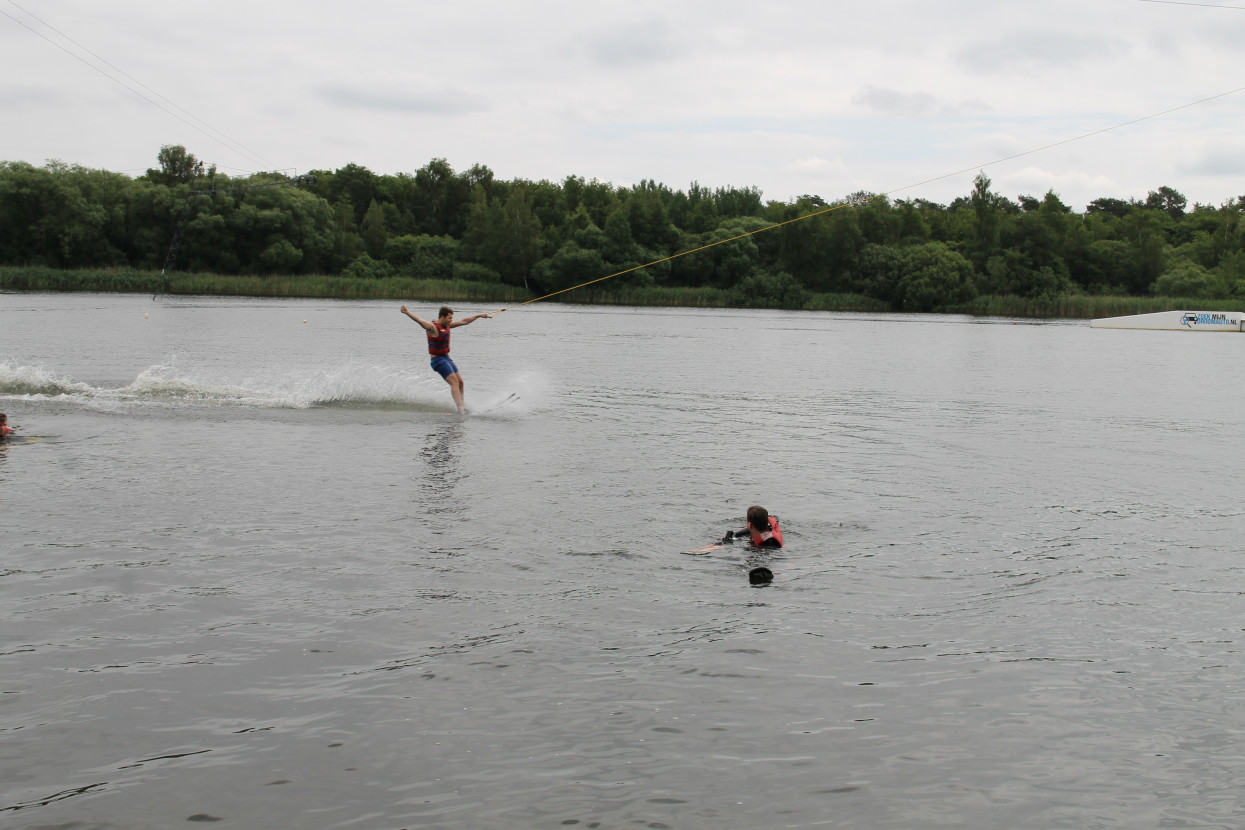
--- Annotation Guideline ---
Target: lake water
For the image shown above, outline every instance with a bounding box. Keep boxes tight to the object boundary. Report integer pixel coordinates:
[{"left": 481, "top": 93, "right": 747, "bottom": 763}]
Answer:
[{"left": 2, "top": 292, "right": 1244, "bottom": 829}]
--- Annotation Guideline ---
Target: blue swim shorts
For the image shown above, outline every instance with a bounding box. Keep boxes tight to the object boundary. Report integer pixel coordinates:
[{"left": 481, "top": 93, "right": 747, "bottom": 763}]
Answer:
[{"left": 430, "top": 355, "right": 459, "bottom": 379}]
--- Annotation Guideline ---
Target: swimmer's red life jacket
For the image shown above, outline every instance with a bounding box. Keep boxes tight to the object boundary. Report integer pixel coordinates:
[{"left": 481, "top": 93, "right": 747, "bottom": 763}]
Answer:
[
  {"left": 749, "top": 516, "right": 783, "bottom": 548},
  {"left": 427, "top": 324, "right": 451, "bottom": 356}
]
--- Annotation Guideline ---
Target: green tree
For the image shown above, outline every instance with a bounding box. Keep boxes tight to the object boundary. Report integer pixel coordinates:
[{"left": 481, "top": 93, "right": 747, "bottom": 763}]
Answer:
[
  {"left": 1175, "top": 230, "right": 1219, "bottom": 270},
  {"left": 994, "top": 191, "right": 1074, "bottom": 297},
  {"left": 729, "top": 270, "right": 808, "bottom": 308},
  {"left": 316, "top": 163, "right": 380, "bottom": 226},
  {"left": 855, "top": 243, "right": 904, "bottom": 304},
  {"left": 360, "top": 199, "right": 387, "bottom": 259},
  {"left": 968, "top": 172, "right": 1003, "bottom": 271},
  {"left": 1086, "top": 197, "right": 1131, "bottom": 218},
  {"left": 774, "top": 199, "right": 835, "bottom": 289},
  {"left": 893, "top": 199, "right": 931, "bottom": 245},
  {"left": 858, "top": 195, "right": 903, "bottom": 245},
  {"left": 1121, "top": 210, "right": 1168, "bottom": 293},
  {"left": 1144, "top": 186, "right": 1187, "bottom": 220},
  {"left": 623, "top": 184, "right": 680, "bottom": 252},
  {"left": 525, "top": 178, "right": 570, "bottom": 231},
  {"left": 675, "top": 181, "right": 719, "bottom": 233},
  {"left": 1153, "top": 261, "right": 1220, "bottom": 298},
  {"left": 530, "top": 241, "right": 608, "bottom": 294},
  {"left": 896, "top": 242, "right": 977, "bottom": 311},
  {"left": 821, "top": 206, "right": 865, "bottom": 291},
  {"left": 1216, "top": 250, "right": 1245, "bottom": 296},
  {"left": 411, "top": 158, "right": 474, "bottom": 237},
  {"left": 452, "top": 261, "right": 502, "bottom": 283},
  {"left": 776, "top": 201, "right": 862, "bottom": 292},
  {"left": 385, "top": 234, "right": 459, "bottom": 279},
  {"left": 328, "top": 198, "right": 362, "bottom": 272},
  {"left": 920, "top": 197, "right": 972, "bottom": 246},
  {"left": 182, "top": 204, "right": 240, "bottom": 273},
  {"left": 1081, "top": 239, "right": 1135, "bottom": 294},
  {"left": 144, "top": 145, "right": 205, "bottom": 186},
  {"left": 216, "top": 182, "right": 333, "bottom": 274},
  {"left": 713, "top": 185, "right": 764, "bottom": 218},
  {"left": 259, "top": 238, "right": 303, "bottom": 272},
  {"left": 342, "top": 252, "right": 395, "bottom": 280},
  {"left": 670, "top": 217, "right": 767, "bottom": 288},
  {"left": 125, "top": 178, "right": 182, "bottom": 268},
  {"left": 563, "top": 175, "right": 619, "bottom": 229},
  {"left": 602, "top": 209, "right": 634, "bottom": 262},
  {"left": 0, "top": 161, "right": 127, "bottom": 267},
  {"left": 462, "top": 184, "right": 544, "bottom": 288},
  {"left": 493, "top": 186, "right": 544, "bottom": 286}
]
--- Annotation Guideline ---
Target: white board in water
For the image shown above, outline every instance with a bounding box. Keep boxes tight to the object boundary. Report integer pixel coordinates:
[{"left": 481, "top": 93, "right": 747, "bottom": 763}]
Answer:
[{"left": 1090, "top": 310, "right": 1243, "bottom": 332}]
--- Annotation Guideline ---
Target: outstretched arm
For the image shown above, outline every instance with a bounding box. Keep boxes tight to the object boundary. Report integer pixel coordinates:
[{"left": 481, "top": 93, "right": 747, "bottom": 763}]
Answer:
[
  {"left": 400, "top": 305, "right": 438, "bottom": 335},
  {"left": 449, "top": 312, "right": 493, "bottom": 328}
]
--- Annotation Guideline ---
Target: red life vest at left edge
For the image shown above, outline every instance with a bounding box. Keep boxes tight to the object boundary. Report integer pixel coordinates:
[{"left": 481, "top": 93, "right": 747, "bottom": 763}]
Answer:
[
  {"left": 427, "top": 324, "right": 451, "bottom": 356},
  {"left": 749, "top": 516, "right": 783, "bottom": 548}
]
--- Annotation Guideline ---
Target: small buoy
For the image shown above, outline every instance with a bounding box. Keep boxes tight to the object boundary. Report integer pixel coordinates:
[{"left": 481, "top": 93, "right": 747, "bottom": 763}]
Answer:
[
  {"left": 749, "top": 567, "right": 773, "bottom": 585},
  {"left": 144, "top": 313, "right": 149, "bottom": 319}
]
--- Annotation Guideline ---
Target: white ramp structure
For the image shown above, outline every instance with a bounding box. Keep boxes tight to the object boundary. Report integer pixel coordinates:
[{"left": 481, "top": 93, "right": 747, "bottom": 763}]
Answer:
[{"left": 1091, "top": 310, "right": 1244, "bottom": 331}]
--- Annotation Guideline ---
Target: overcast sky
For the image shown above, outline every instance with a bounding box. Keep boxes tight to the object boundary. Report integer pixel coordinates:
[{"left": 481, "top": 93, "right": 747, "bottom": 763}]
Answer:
[{"left": 3, "top": 0, "right": 1244, "bottom": 211}]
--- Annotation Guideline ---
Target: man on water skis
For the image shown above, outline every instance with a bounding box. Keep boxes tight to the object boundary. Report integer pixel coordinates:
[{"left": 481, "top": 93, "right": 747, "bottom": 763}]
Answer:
[{"left": 401, "top": 305, "right": 491, "bottom": 415}]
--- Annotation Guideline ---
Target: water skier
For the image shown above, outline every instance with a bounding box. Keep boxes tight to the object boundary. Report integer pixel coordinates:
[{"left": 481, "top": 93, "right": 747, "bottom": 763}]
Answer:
[
  {"left": 401, "top": 305, "right": 492, "bottom": 415},
  {"left": 723, "top": 505, "right": 783, "bottom": 548}
]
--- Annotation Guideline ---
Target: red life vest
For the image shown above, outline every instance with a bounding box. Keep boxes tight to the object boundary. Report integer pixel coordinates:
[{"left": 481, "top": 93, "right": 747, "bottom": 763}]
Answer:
[
  {"left": 427, "top": 324, "right": 451, "bottom": 356},
  {"left": 749, "top": 516, "right": 783, "bottom": 548}
]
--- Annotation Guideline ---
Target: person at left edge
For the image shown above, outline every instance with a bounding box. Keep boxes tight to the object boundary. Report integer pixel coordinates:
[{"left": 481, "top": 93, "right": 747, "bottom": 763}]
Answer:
[{"left": 401, "top": 305, "right": 491, "bottom": 415}]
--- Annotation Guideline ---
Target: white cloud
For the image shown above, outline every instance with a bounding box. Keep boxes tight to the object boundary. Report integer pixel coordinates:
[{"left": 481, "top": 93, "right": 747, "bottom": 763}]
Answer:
[
  {"left": 315, "top": 84, "right": 489, "bottom": 116},
  {"left": 1181, "top": 144, "right": 1245, "bottom": 177},
  {"left": 581, "top": 19, "right": 681, "bottom": 67},
  {"left": 957, "top": 30, "right": 1131, "bottom": 74},
  {"left": 852, "top": 87, "right": 991, "bottom": 117},
  {"left": 1, "top": 0, "right": 1242, "bottom": 210},
  {"left": 0, "top": 84, "right": 66, "bottom": 110},
  {"left": 789, "top": 157, "right": 837, "bottom": 172}
]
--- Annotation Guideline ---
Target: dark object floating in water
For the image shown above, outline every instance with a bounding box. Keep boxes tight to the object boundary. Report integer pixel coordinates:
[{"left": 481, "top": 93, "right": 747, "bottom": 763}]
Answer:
[{"left": 749, "top": 567, "right": 773, "bottom": 584}]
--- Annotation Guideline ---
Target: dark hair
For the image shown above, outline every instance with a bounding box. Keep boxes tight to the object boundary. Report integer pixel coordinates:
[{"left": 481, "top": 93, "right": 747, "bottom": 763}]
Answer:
[
  {"left": 438, "top": 306, "right": 454, "bottom": 319},
  {"left": 746, "top": 505, "right": 770, "bottom": 530}
]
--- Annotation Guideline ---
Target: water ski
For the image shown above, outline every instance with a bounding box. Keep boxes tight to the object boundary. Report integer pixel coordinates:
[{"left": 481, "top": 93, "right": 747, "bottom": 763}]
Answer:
[
  {"left": 0, "top": 435, "right": 45, "bottom": 446},
  {"left": 681, "top": 543, "right": 728, "bottom": 555},
  {"left": 478, "top": 392, "right": 519, "bottom": 414}
]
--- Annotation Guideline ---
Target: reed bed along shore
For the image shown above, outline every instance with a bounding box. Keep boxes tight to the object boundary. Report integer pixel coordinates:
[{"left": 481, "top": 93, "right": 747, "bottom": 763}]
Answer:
[
  {"left": 1, "top": 266, "right": 1237, "bottom": 319},
  {"left": 0, "top": 267, "right": 529, "bottom": 303}
]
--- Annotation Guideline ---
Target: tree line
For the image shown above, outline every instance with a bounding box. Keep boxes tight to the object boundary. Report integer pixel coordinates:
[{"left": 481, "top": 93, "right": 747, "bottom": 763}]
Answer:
[{"left": 1, "top": 144, "right": 1243, "bottom": 311}]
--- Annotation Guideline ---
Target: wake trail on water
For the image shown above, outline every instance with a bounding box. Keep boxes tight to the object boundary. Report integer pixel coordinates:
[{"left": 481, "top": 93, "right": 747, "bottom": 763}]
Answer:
[{"left": 0, "top": 361, "right": 456, "bottom": 411}]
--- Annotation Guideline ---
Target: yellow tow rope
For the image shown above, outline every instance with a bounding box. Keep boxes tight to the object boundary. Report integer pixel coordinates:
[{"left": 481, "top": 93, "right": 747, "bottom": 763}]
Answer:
[
  {"left": 487, "top": 83, "right": 1245, "bottom": 316},
  {"left": 489, "top": 197, "right": 862, "bottom": 315}
]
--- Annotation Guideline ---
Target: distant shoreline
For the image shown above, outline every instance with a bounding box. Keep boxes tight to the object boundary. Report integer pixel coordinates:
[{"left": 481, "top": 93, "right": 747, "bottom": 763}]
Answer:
[{"left": 1, "top": 266, "right": 1235, "bottom": 320}]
